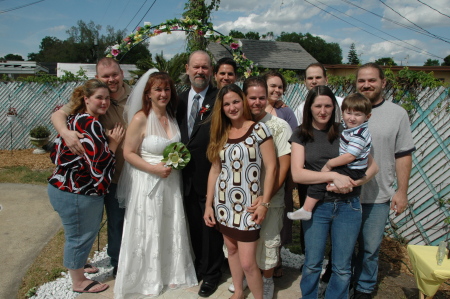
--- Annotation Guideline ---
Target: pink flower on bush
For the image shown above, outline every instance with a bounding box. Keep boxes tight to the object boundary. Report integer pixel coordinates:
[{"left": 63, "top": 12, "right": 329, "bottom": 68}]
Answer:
[
  {"left": 136, "top": 26, "right": 142, "bottom": 31},
  {"left": 230, "top": 43, "right": 239, "bottom": 50},
  {"left": 124, "top": 37, "right": 131, "bottom": 42},
  {"left": 198, "top": 30, "right": 204, "bottom": 36}
]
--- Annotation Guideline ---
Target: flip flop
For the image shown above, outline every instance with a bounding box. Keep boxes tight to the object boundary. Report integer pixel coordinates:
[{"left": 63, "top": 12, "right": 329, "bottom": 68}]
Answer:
[
  {"left": 83, "top": 264, "right": 99, "bottom": 274},
  {"left": 273, "top": 263, "right": 283, "bottom": 278},
  {"left": 73, "top": 280, "right": 109, "bottom": 293}
]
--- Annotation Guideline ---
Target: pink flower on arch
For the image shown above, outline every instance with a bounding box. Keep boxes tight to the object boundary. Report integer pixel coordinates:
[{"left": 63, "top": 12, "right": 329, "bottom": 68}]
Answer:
[
  {"left": 230, "top": 43, "right": 239, "bottom": 50},
  {"left": 154, "top": 29, "right": 163, "bottom": 35},
  {"left": 171, "top": 26, "right": 179, "bottom": 30},
  {"left": 124, "top": 37, "right": 131, "bottom": 42},
  {"left": 111, "top": 49, "right": 120, "bottom": 57},
  {"left": 198, "top": 30, "right": 204, "bottom": 36}
]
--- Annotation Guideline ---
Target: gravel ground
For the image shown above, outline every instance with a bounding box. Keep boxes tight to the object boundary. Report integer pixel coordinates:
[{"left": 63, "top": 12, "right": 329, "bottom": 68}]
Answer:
[{"left": 30, "top": 247, "right": 307, "bottom": 298}]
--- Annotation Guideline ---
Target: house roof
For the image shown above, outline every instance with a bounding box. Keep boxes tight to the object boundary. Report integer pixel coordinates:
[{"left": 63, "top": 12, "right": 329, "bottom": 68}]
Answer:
[
  {"left": 208, "top": 39, "right": 317, "bottom": 70},
  {"left": 0, "top": 61, "right": 49, "bottom": 74}
]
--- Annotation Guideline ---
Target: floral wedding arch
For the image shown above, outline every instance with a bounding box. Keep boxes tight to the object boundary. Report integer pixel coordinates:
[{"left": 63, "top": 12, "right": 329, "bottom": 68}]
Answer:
[{"left": 106, "top": 17, "right": 259, "bottom": 78}]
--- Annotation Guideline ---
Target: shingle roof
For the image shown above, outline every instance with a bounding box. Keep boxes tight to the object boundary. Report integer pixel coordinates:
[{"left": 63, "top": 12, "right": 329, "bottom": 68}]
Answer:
[{"left": 208, "top": 39, "right": 317, "bottom": 70}]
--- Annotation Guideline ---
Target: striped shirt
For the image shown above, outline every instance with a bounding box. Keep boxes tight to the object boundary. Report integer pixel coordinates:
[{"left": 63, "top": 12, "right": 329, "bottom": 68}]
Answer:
[{"left": 340, "top": 121, "right": 371, "bottom": 169}]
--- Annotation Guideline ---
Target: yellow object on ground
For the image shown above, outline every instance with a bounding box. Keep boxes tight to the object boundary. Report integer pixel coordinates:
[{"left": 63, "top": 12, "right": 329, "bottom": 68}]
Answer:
[{"left": 407, "top": 244, "right": 450, "bottom": 297}]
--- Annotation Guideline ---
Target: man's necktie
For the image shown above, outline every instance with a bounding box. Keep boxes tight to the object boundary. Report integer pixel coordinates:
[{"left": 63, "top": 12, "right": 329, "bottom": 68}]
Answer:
[{"left": 188, "top": 94, "right": 200, "bottom": 137}]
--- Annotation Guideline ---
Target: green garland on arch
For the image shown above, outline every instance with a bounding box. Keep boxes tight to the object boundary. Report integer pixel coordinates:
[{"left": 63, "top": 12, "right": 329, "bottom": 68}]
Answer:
[{"left": 106, "top": 17, "right": 259, "bottom": 78}]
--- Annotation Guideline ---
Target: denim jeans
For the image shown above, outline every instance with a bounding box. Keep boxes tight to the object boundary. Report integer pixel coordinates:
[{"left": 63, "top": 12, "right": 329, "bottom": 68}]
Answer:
[
  {"left": 48, "top": 184, "right": 104, "bottom": 270},
  {"left": 300, "top": 197, "right": 362, "bottom": 299},
  {"left": 353, "top": 201, "right": 390, "bottom": 293},
  {"left": 105, "top": 183, "right": 125, "bottom": 267}
]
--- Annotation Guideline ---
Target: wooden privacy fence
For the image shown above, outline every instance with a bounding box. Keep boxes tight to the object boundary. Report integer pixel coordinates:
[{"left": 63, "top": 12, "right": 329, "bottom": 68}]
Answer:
[{"left": 1, "top": 81, "right": 449, "bottom": 246}]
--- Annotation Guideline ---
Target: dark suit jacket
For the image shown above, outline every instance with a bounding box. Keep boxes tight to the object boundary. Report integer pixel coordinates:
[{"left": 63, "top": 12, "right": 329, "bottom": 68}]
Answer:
[{"left": 177, "top": 86, "right": 218, "bottom": 198}]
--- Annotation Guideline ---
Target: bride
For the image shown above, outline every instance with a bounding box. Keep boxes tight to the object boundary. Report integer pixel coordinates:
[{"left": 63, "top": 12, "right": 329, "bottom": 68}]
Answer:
[{"left": 114, "top": 70, "right": 197, "bottom": 298}]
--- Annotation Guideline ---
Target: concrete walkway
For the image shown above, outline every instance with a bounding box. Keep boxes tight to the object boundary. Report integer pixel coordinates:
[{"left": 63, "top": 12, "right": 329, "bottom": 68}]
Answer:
[
  {"left": 0, "top": 183, "right": 62, "bottom": 299},
  {"left": 78, "top": 266, "right": 302, "bottom": 299},
  {"left": 0, "top": 182, "right": 302, "bottom": 299}
]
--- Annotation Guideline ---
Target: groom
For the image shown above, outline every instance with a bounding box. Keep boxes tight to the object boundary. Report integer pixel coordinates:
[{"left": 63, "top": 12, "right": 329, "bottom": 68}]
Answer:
[{"left": 177, "top": 50, "right": 224, "bottom": 297}]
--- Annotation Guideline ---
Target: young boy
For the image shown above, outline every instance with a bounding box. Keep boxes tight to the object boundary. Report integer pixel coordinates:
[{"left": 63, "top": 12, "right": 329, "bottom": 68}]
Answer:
[{"left": 288, "top": 93, "right": 372, "bottom": 221}]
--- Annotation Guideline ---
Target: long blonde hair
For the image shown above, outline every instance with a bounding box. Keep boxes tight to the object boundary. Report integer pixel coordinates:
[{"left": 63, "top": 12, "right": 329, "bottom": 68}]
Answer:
[{"left": 207, "top": 84, "right": 252, "bottom": 162}]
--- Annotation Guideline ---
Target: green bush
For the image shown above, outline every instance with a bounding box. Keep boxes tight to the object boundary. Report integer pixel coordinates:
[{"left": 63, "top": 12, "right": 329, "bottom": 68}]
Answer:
[{"left": 29, "top": 126, "right": 51, "bottom": 138}]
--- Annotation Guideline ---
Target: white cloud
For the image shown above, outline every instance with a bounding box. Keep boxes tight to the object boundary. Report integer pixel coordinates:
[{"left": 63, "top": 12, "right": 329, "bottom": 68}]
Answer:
[
  {"left": 149, "top": 31, "right": 187, "bottom": 59},
  {"left": 381, "top": 0, "right": 450, "bottom": 29}
]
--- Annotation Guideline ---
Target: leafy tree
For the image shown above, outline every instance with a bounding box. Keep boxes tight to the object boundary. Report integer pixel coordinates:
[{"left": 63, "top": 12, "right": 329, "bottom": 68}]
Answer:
[
  {"left": 424, "top": 59, "right": 440, "bottom": 66},
  {"left": 229, "top": 30, "right": 260, "bottom": 40},
  {"left": 347, "top": 43, "right": 360, "bottom": 65},
  {"left": 131, "top": 52, "right": 189, "bottom": 83},
  {"left": 229, "top": 30, "right": 245, "bottom": 39},
  {"left": 1, "top": 54, "right": 24, "bottom": 61},
  {"left": 442, "top": 55, "right": 450, "bottom": 66},
  {"left": 244, "top": 31, "right": 260, "bottom": 40},
  {"left": 182, "top": 0, "right": 220, "bottom": 52},
  {"left": 28, "top": 20, "right": 150, "bottom": 64},
  {"left": 375, "top": 57, "right": 396, "bottom": 66},
  {"left": 261, "top": 32, "right": 274, "bottom": 40},
  {"left": 277, "top": 32, "right": 342, "bottom": 64},
  {"left": 28, "top": 36, "right": 77, "bottom": 62}
]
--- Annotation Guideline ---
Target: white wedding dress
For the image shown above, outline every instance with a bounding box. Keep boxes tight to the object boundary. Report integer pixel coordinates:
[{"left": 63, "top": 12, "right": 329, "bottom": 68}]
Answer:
[{"left": 114, "top": 111, "right": 197, "bottom": 299}]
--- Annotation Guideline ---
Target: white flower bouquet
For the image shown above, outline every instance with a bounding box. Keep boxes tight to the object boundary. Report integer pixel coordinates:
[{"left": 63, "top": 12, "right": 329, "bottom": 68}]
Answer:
[{"left": 161, "top": 142, "right": 191, "bottom": 170}]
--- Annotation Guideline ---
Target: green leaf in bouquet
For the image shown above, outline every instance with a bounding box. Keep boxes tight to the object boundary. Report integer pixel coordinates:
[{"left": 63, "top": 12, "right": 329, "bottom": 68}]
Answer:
[{"left": 161, "top": 142, "right": 191, "bottom": 170}]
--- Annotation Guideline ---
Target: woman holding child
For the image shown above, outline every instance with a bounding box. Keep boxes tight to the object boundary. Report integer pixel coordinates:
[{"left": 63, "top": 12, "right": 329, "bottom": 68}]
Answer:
[
  {"left": 204, "top": 84, "right": 277, "bottom": 299},
  {"left": 289, "top": 86, "right": 378, "bottom": 298}
]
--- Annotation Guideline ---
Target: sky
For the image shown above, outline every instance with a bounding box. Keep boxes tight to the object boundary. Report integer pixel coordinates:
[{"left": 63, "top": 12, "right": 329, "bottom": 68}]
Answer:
[{"left": 1, "top": 0, "right": 450, "bottom": 66}]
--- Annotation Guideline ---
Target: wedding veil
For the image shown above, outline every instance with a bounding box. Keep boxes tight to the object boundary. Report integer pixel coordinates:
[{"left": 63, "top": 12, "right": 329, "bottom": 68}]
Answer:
[{"left": 123, "top": 68, "right": 159, "bottom": 124}]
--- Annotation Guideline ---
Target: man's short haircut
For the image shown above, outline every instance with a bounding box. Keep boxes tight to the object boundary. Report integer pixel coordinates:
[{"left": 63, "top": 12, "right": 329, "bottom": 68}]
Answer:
[
  {"left": 357, "top": 62, "right": 385, "bottom": 80},
  {"left": 187, "top": 50, "right": 212, "bottom": 66},
  {"left": 96, "top": 57, "right": 121, "bottom": 73},
  {"left": 305, "top": 62, "right": 327, "bottom": 79},
  {"left": 214, "top": 57, "right": 237, "bottom": 74},
  {"left": 342, "top": 93, "right": 372, "bottom": 115}
]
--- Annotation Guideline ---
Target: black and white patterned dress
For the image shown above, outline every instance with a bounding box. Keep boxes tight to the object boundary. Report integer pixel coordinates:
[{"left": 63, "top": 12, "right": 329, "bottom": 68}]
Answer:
[{"left": 214, "top": 122, "right": 272, "bottom": 242}]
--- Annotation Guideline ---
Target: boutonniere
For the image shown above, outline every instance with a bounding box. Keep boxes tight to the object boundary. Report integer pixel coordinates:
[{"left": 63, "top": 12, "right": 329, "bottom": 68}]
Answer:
[{"left": 199, "top": 104, "right": 210, "bottom": 120}]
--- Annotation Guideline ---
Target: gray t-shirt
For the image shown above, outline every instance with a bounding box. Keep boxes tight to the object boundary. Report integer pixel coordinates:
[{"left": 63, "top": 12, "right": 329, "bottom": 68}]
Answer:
[
  {"left": 361, "top": 100, "right": 415, "bottom": 204},
  {"left": 289, "top": 125, "right": 361, "bottom": 201}
]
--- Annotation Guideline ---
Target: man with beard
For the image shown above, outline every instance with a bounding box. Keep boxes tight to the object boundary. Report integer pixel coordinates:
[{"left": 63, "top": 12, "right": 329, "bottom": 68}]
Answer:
[
  {"left": 51, "top": 57, "right": 130, "bottom": 277},
  {"left": 176, "top": 50, "right": 223, "bottom": 298},
  {"left": 352, "top": 63, "right": 415, "bottom": 298}
]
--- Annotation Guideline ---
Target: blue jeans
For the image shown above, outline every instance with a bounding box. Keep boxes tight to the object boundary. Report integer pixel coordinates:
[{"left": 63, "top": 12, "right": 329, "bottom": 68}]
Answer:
[
  {"left": 105, "top": 183, "right": 125, "bottom": 267},
  {"left": 353, "top": 202, "right": 390, "bottom": 293},
  {"left": 300, "top": 197, "right": 362, "bottom": 299},
  {"left": 48, "top": 184, "right": 104, "bottom": 270}
]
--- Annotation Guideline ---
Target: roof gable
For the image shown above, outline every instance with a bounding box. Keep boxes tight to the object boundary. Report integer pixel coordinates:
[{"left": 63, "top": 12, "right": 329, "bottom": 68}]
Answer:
[{"left": 208, "top": 39, "right": 317, "bottom": 70}]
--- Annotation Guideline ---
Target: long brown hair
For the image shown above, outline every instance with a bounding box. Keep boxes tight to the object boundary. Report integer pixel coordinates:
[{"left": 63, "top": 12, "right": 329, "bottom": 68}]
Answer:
[
  {"left": 142, "top": 72, "right": 178, "bottom": 118},
  {"left": 300, "top": 85, "right": 340, "bottom": 143},
  {"left": 69, "top": 79, "right": 109, "bottom": 115},
  {"left": 207, "top": 84, "right": 252, "bottom": 162}
]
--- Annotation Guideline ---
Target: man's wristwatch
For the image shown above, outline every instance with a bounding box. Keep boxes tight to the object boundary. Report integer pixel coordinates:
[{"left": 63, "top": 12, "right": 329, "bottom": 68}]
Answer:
[{"left": 260, "top": 202, "right": 270, "bottom": 209}]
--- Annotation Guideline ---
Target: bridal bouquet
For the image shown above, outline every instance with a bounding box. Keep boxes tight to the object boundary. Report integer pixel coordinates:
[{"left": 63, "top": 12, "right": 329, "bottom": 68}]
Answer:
[{"left": 161, "top": 142, "right": 191, "bottom": 170}]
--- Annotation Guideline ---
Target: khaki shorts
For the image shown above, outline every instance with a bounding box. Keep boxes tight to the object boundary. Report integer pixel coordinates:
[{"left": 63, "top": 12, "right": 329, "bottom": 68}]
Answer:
[{"left": 256, "top": 206, "right": 284, "bottom": 270}]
